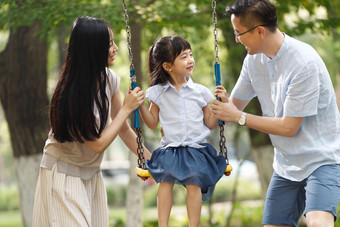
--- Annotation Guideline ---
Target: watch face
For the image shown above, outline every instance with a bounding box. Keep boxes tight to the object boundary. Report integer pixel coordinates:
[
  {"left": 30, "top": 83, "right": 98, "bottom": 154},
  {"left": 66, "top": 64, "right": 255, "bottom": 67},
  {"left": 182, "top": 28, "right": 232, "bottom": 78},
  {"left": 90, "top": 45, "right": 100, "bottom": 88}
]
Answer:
[{"left": 238, "top": 113, "right": 246, "bottom": 126}]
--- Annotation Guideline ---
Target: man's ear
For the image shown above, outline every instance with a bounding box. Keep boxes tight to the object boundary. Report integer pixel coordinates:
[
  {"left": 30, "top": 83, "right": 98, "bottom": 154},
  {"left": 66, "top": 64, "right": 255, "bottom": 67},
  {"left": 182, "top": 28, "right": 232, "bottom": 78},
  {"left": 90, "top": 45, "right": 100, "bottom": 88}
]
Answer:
[
  {"left": 162, "top": 62, "right": 172, "bottom": 72},
  {"left": 257, "top": 26, "right": 266, "bottom": 40}
]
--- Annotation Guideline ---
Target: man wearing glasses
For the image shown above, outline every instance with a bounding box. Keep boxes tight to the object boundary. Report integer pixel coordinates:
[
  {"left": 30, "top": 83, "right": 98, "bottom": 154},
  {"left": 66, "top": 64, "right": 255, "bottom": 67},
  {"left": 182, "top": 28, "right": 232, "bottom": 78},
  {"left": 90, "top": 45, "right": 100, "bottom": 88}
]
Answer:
[{"left": 211, "top": 0, "right": 340, "bottom": 226}]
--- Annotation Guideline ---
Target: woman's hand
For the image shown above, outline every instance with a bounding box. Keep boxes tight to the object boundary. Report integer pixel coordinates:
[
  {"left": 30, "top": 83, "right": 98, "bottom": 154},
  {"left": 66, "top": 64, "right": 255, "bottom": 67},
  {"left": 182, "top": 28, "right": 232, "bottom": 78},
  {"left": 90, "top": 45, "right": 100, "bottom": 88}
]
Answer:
[
  {"left": 122, "top": 87, "right": 144, "bottom": 113},
  {"left": 215, "top": 85, "right": 229, "bottom": 103}
]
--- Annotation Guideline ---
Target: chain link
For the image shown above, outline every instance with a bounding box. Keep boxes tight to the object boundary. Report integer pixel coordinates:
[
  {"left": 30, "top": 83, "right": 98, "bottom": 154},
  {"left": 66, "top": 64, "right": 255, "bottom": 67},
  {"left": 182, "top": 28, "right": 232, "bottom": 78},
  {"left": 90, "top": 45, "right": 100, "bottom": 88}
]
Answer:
[
  {"left": 136, "top": 128, "right": 146, "bottom": 169},
  {"left": 122, "top": 0, "right": 135, "bottom": 70},
  {"left": 212, "top": 0, "right": 219, "bottom": 63},
  {"left": 219, "top": 125, "right": 229, "bottom": 162}
]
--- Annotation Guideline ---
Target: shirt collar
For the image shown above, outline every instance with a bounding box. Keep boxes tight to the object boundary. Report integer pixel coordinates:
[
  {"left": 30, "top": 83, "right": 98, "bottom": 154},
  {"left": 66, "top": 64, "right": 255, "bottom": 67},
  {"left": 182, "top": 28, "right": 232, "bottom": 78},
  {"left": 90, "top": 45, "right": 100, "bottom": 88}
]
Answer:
[
  {"left": 162, "top": 76, "right": 194, "bottom": 90},
  {"left": 267, "top": 32, "right": 288, "bottom": 62}
]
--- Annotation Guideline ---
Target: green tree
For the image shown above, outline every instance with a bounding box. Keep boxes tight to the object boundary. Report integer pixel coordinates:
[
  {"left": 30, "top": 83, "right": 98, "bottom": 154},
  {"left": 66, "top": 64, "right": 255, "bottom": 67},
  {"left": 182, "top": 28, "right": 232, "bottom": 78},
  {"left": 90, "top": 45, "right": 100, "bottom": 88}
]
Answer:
[{"left": 1, "top": 0, "right": 339, "bottom": 226}]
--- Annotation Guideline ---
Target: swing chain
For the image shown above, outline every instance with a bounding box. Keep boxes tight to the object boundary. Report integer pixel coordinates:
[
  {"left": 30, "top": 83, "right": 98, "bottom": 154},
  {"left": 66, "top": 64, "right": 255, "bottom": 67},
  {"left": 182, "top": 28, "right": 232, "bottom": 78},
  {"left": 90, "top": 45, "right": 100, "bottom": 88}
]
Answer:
[
  {"left": 212, "top": 0, "right": 219, "bottom": 63},
  {"left": 212, "top": 0, "right": 229, "bottom": 163},
  {"left": 122, "top": 0, "right": 146, "bottom": 170},
  {"left": 219, "top": 125, "right": 229, "bottom": 162},
  {"left": 136, "top": 128, "right": 146, "bottom": 169},
  {"left": 122, "top": 0, "right": 135, "bottom": 70}
]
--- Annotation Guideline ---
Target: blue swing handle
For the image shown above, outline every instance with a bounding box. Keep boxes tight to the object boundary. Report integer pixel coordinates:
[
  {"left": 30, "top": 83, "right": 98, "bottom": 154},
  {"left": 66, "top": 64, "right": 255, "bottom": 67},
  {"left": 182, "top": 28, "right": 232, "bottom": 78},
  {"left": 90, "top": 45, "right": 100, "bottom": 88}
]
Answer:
[
  {"left": 130, "top": 68, "right": 140, "bottom": 129},
  {"left": 214, "top": 63, "right": 225, "bottom": 126}
]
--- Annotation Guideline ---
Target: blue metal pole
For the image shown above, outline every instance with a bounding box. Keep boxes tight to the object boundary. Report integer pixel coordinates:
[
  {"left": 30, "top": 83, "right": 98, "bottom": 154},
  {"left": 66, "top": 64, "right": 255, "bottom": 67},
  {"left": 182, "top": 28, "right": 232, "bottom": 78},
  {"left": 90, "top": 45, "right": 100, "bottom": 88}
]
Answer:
[
  {"left": 214, "top": 62, "right": 225, "bottom": 126},
  {"left": 130, "top": 68, "right": 140, "bottom": 129}
]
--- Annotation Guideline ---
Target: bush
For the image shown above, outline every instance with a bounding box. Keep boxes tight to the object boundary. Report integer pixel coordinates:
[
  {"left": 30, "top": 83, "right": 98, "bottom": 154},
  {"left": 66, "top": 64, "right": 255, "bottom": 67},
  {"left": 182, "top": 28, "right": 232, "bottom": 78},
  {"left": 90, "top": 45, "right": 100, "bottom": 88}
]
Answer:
[
  {"left": 229, "top": 202, "right": 263, "bottom": 227},
  {"left": 143, "top": 184, "right": 158, "bottom": 207},
  {"left": 211, "top": 180, "right": 233, "bottom": 202},
  {"left": 143, "top": 183, "right": 196, "bottom": 208},
  {"left": 212, "top": 179, "right": 261, "bottom": 203},
  {"left": 106, "top": 185, "right": 127, "bottom": 207},
  {"left": 172, "top": 184, "right": 187, "bottom": 205},
  {"left": 106, "top": 187, "right": 116, "bottom": 206},
  {"left": 0, "top": 186, "right": 20, "bottom": 211},
  {"left": 144, "top": 179, "right": 261, "bottom": 208}
]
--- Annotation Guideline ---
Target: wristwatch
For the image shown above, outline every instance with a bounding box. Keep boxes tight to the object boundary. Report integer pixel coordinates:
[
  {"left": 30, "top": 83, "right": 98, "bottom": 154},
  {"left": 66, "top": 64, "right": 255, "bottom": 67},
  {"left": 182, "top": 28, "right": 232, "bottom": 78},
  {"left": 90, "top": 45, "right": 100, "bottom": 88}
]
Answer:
[{"left": 238, "top": 112, "right": 247, "bottom": 126}]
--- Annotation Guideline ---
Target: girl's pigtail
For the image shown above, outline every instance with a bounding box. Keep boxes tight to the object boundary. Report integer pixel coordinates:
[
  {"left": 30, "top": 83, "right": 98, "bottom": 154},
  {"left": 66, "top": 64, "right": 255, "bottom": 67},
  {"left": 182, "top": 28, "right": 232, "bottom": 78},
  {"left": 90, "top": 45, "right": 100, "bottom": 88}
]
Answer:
[
  {"left": 148, "top": 45, "right": 155, "bottom": 79},
  {"left": 148, "top": 44, "right": 160, "bottom": 86}
]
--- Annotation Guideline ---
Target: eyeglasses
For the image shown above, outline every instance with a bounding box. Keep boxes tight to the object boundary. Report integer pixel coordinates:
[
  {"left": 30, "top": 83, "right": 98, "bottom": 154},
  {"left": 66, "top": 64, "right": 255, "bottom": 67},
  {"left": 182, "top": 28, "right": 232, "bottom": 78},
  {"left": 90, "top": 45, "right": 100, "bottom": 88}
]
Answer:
[{"left": 234, "top": 24, "right": 267, "bottom": 38}]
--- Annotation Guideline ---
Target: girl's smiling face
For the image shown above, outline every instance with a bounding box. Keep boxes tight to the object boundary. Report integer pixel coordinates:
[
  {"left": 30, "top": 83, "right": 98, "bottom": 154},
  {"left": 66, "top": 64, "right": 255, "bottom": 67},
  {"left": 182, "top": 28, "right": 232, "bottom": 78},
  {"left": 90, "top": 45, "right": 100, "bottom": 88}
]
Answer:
[{"left": 169, "top": 49, "right": 195, "bottom": 77}]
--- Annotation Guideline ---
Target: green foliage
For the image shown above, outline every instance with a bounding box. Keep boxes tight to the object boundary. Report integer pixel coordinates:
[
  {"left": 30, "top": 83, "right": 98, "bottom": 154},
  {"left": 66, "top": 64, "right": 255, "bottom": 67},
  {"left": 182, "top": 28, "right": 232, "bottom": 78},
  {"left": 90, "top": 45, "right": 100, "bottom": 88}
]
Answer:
[
  {"left": 211, "top": 180, "right": 233, "bottom": 202},
  {"left": 0, "top": 0, "right": 123, "bottom": 36},
  {"left": 106, "top": 185, "right": 127, "bottom": 207},
  {"left": 213, "top": 179, "right": 262, "bottom": 203},
  {"left": 0, "top": 187, "right": 20, "bottom": 211},
  {"left": 144, "top": 179, "right": 261, "bottom": 209},
  {"left": 108, "top": 200, "right": 266, "bottom": 227},
  {"left": 1, "top": 200, "right": 339, "bottom": 227},
  {"left": 229, "top": 202, "right": 263, "bottom": 227},
  {"left": 143, "top": 183, "right": 190, "bottom": 208},
  {"left": 274, "top": 0, "right": 340, "bottom": 36},
  {"left": 143, "top": 184, "right": 158, "bottom": 207},
  {"left": 0, "top": 211, "right": 22, "bottom": 227},
  {"left": 298, "top": 33, "right": 340, "bottom": 85},
  {"left": 0, "top": 0, "right": 216, "bottom": 37},
  {"left": 110, "top": 218, "right": 125, "bottom": 227}
]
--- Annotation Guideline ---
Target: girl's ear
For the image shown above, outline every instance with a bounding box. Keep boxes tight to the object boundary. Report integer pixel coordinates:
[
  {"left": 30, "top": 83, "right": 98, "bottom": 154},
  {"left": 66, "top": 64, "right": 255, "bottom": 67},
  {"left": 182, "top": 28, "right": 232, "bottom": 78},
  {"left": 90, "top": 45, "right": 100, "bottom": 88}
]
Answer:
[{"left": 162, "top": 62, "right": 172, "bottom": 72}]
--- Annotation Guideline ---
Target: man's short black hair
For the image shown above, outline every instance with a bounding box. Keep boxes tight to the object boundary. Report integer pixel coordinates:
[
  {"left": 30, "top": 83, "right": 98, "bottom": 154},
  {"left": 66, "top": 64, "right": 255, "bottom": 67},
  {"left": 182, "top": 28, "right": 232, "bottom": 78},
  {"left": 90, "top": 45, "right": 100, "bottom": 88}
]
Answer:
[{"left": 226, "top": 0, "right": 278, "bottom": 32}]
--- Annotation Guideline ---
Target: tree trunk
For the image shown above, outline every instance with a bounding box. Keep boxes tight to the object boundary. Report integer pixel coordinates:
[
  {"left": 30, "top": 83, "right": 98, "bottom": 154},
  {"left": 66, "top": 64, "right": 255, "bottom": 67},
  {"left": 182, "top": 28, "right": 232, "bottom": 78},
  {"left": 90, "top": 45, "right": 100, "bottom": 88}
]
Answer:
[
  {"left": 337, "top": 75, "right": 340, "bottom": 109},
  {"left": 0, "top": 23, "right": 49, "bottom": 226},
  {"left": 126, "top": 152, "right": 144, "bottom": 227},
  {"left": 14, "top": 154, "right": 42, "bottom": 226},
  {"left": 251, "top": 145, "right": 274, "bottom": 200}
]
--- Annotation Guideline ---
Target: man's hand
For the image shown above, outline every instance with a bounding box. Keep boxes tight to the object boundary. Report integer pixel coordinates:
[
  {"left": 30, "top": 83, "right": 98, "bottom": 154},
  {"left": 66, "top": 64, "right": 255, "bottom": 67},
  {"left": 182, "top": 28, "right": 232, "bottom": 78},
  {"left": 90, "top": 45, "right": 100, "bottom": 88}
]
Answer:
[{"left": 210, "top": 99, "right": 242, "bottom": 123}]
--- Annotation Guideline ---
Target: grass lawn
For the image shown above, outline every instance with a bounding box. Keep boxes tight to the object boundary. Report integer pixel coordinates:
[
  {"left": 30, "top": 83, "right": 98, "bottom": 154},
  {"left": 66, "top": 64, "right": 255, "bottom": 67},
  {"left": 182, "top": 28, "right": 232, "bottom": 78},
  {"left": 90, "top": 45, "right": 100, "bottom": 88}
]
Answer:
[
  {"left": 0, "top": 211, "right": 22, "bottom": 227},
  {"left": 2, "top": 204, "right": 339, "bottom": 227}
]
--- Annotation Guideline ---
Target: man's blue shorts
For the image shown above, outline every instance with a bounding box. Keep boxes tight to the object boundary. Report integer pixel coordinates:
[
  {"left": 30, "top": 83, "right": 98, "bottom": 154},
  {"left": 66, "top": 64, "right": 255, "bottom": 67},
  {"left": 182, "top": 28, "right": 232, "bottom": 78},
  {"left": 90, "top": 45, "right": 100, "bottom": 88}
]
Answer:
[{"left": 262, "top": 164, "right": 340, "bottom": 227}]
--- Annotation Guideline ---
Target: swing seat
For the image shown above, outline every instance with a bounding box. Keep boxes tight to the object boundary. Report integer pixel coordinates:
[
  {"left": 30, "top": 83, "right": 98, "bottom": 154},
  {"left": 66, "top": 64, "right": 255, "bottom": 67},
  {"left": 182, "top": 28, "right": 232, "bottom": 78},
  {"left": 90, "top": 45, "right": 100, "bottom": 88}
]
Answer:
[
  {"left": 135, "top": 167, "right": 153, "bottom": 181},
  {"left": 224, "top": 164, "right": 232, "bottom": 176}
]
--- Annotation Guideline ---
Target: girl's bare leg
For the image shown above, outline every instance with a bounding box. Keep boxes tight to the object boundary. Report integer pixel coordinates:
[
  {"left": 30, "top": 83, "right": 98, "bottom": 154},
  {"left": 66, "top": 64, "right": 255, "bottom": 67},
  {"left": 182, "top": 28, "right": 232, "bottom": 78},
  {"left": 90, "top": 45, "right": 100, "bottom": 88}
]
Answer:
[
  {"left": 186, "top": 184, "right": 202, "bottom": 227},
  {"left": 158, "top": 182, "right": 174, "bottom": 227}
]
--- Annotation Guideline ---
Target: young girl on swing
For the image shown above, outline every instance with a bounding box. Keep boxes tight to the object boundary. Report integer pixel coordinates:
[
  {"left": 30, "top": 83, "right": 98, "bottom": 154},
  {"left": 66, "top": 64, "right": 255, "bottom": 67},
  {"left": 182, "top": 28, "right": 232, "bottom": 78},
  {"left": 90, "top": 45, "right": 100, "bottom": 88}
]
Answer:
[{"left": 140, "top": 36, "right": 227, "bottom": 227}]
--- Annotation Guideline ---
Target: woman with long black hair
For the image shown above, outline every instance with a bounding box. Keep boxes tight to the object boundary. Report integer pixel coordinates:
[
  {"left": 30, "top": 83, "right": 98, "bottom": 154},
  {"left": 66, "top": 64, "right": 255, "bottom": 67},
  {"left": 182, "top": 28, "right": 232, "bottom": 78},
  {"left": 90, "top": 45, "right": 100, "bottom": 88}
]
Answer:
[{"left": 32, "top": 16, "right": 150, "bottom": 226}]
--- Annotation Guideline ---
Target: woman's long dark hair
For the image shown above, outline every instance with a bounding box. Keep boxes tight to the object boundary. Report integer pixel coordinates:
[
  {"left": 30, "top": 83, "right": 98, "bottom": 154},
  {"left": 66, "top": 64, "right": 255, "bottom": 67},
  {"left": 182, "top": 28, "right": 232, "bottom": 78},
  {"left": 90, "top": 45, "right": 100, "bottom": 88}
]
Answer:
[
  {"left": 50, "top": 16, "right": 110, "bottom": 143},
  {"left": 148, "top": 36, "right": 191, "bottom": 86}
]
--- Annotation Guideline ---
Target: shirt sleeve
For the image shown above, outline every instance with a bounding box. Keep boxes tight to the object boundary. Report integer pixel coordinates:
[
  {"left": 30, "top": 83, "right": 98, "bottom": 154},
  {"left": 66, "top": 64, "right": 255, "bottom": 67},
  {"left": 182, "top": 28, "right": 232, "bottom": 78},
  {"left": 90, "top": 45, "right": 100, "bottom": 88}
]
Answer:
[
  {"left": 230, "top": 55, "right": 256, "bottom": 101},
  {"left": 201, "top": 86, "right": 214, "bottom": 106},
  {"left": 283, "top": 61, "right": 319, "bottom": 117},
  {"left": 107, "top": 68, "right": 121, "bottom": 97},
  {"left": 146, "top": 85, "right": 163, "bottom": 106}
]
